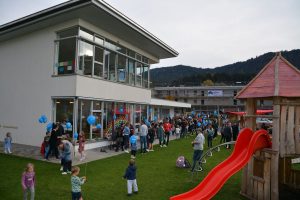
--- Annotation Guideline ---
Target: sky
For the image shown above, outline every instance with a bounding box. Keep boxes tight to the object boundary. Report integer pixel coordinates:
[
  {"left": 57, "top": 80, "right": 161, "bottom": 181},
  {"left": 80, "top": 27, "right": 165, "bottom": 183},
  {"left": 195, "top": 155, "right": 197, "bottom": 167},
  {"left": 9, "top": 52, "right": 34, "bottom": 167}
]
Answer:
[{"left": 0, "top": 0, "right": 299, "bottom": 68}]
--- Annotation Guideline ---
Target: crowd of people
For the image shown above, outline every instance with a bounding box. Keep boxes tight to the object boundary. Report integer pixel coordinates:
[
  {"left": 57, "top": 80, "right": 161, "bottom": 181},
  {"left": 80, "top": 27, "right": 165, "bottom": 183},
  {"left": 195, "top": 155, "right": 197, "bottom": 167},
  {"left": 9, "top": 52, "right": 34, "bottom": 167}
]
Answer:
[{"left": 3, "top": 113, "right": 248, "bottom": 199}]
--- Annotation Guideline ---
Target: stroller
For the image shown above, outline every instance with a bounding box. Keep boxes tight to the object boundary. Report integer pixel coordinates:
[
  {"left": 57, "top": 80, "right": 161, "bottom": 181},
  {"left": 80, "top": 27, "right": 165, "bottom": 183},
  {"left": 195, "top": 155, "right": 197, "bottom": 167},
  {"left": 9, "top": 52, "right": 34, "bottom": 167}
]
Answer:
[{"left": 176, "top": 156, "right": 191, "bottom": 168}]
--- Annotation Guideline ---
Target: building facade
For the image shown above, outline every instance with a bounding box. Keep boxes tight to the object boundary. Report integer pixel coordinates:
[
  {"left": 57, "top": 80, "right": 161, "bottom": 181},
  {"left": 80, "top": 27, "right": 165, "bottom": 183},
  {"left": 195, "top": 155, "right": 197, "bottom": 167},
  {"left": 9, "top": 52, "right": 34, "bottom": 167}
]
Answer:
[
  {"left": 153, "top": 86, "right": 245, "bottom": 112},
  {"left": 0, "top": 0, "right": 189, "bottom": 148}
]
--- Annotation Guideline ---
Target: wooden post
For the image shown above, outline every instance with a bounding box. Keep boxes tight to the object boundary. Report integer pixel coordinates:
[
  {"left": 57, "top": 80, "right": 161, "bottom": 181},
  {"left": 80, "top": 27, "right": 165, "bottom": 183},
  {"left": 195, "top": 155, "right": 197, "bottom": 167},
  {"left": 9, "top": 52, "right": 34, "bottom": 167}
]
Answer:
[
  {"left": 264, "top": 152, "right": 271, "bottom": 200},
  {"left": 271, "top": 97, "right": 280, "bottom": 200},
  {"left": 286, "top": 106, "right": 295, "bottom": 154},
  {"left": 295, "top": 106, "right": 300, "bottom": 154},
  {"left": 279, "top": 106, "right": 287, "bottom": 157}
]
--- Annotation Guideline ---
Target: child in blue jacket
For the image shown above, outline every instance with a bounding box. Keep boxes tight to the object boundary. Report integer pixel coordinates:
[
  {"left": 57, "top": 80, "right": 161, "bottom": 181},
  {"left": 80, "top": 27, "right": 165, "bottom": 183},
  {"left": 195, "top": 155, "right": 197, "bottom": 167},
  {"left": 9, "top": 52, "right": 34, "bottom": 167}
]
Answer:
[{"left": 123, "top": 159, "right": 138, "bottom": 196}]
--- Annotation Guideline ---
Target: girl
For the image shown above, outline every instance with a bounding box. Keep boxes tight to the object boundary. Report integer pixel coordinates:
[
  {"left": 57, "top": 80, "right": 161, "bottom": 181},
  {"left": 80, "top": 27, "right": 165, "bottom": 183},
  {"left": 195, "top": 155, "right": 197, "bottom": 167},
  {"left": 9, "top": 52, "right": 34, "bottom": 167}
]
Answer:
[
  {"left": 4, "top": 132, "right": 12, "bottom": 154},
  {"left": 71, "top": 166, "right": 86, "bottom": 200},
  {"left": 21, "top": 163, "right": 35, "bottom": 200},
  {"left": 78, "top": 131, "right": 86, "bottom": 161},
  {"left": 175, "top": 125, "right": 181, "bottom": 139}
]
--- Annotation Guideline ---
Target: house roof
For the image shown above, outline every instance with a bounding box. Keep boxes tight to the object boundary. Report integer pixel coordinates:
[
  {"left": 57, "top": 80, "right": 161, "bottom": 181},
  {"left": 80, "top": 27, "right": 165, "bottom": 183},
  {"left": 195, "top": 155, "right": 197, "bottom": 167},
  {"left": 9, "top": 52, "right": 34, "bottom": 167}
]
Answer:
[
  {"left": 0, "top": 0, "right": 178, "bottom": 61},
  {"left": 236, "top": 53, "right": 300, "bottom": 99}
]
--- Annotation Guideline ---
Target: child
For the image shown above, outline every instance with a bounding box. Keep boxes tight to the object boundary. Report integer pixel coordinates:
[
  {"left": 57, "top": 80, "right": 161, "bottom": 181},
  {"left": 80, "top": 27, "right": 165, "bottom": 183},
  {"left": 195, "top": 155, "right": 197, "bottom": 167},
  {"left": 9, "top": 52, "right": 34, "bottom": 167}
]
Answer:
[
  {"left": 21, "top": 163, "right": 35, "bottom": 200},
  {"left": 129, "top": 134, "right": 137, "bottom": 159},
  {"left": 78, "top": 131, "right": 86, "bottom": 161},
  {"left": 71, "top": 166, "right": 86, "bottom": 200},
  {"left": 123, "top": 159, "right": 138, "bottom": 196},
  {"left": 59, "top": 140, "right": 73, "bottom": 175},
  {"left": 4, "top": 132, "right": 12, "bottom": 154}
]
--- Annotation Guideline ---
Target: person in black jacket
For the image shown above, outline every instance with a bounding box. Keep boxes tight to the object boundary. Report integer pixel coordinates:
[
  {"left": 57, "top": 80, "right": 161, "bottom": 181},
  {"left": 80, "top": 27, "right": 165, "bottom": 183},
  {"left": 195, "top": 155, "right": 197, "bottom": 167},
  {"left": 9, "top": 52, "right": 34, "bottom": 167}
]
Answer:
[
  {"left": 223, "top": 123, "right": 232, "bottom": 149},
  {"left": 45, "top": 124, "right": 59, "bottom": 160},
  {"left": 123, "top": 159, "right": 138, "bottom": 196},
  {"left": 231, "top": 122, "right": 239, "bottom": 141}
]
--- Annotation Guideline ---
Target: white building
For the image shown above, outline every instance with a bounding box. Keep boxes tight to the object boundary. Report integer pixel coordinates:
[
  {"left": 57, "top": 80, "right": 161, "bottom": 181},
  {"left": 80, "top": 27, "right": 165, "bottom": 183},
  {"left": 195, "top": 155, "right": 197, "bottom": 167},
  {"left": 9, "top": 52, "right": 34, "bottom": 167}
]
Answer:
[{"left": 0, "top": 0, "right": 190, "bottom": 147}]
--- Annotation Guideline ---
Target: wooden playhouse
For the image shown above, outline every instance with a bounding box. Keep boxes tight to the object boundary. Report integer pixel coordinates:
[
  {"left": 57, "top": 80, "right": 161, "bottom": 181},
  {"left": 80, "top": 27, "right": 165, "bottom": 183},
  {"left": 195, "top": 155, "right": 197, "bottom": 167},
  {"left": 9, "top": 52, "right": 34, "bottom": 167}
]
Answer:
[{"left": 236, "top": 53, "right": 300, "bottom": 200}]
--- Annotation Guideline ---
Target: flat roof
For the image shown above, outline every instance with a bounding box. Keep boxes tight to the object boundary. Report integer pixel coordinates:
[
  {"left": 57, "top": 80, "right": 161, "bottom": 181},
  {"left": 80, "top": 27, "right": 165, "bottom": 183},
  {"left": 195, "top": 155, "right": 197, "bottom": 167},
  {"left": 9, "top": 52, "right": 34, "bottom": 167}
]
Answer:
[
  {"left": 0, "top": 0, "right": 178, "bottom": 60},
  {"left": 150, "top": 98, "right": 191, "bottom": 108},
  {"left": 154, "top": 86, "right": 244, "bottom": 90}
]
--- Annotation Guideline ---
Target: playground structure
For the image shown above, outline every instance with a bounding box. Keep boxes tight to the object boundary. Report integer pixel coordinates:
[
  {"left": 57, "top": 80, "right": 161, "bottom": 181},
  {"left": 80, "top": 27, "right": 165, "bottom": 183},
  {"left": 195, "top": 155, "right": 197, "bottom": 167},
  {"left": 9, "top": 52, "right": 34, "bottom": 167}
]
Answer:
[
  {"left": 170, "top": 53, "right": 300, "bottom": 200},
  {"left": 236, "top": 53, "right": 300, "bottom": 199}
]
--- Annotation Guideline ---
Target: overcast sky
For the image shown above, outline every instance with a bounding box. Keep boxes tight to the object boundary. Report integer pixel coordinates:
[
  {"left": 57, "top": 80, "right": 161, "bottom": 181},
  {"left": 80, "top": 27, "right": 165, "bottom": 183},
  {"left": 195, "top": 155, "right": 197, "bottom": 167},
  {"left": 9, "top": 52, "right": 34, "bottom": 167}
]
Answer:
[{"left": 0, "top": 0, "right": 299, "bottom": 68}]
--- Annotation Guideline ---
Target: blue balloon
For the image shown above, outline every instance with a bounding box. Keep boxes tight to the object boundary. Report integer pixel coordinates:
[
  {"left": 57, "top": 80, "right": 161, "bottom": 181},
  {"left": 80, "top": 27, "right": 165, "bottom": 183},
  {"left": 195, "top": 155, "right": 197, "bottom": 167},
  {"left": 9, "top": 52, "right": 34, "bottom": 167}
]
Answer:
[
  {"left": 119, "top": 108, "right": 124, "bottom": 113},
  {"left": 96, "top": 124, "right": 102, "bottom": 129},
  {"left": 41, "top": 115, "right": 47, "bottom": 123},
  {"left": 73, "top": 132, "right": 78, "bottom": 139},
  {"left": 113, "top": 114, "right": 117, "bottom": 120},
  {"left": 197, "top": 122, "right": 201, "bottom": 127},
  {"left": 66, "top": 122, "right": 72, "bottom": 129},
  {"left": 154, "top": 116, "right": 157, "bottom": 122},
  {"left": 38, "top": 117, "right": 44, "bottom": 123},
  {"left": 46, "top": 123, "right": 53, "bottom": 131},
  {"left": 87, "top": 115, "right": 96, "bottom": 125}
]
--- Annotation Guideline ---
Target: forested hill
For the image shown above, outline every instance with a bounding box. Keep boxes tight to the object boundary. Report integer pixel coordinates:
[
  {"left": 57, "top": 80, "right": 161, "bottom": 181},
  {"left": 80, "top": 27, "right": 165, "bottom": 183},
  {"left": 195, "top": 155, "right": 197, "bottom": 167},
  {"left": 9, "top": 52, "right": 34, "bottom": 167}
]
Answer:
[{"left": 150, "top": 49, "right": 300, "bottom": 87}]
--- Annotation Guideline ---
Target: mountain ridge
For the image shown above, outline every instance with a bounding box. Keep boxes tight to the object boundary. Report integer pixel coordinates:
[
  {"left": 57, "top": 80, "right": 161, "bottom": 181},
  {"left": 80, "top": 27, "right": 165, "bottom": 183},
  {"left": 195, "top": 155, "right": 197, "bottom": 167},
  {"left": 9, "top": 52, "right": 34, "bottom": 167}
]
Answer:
[{"left": 150, "top": 49, "right": 300, "bottom": 87}]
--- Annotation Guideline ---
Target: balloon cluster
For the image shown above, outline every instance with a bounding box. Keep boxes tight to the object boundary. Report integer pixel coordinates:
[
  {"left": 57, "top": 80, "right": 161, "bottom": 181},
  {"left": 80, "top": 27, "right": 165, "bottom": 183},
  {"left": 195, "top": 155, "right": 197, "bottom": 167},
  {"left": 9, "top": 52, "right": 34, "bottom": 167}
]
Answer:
[
  {"left": 66, "top": 122, "right": 72, "bottom": 129},
  {"left": 38, "top": 115, "right": 48, "bottom": 123},
  {"left": 46, "top": 123, "right": 53, "bottom": 132}
]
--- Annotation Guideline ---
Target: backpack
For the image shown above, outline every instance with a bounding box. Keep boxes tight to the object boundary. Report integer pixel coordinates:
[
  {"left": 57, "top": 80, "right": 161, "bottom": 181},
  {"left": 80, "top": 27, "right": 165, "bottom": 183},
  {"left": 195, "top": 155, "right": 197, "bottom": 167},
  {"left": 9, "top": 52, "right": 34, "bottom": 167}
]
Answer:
[{"left": 176, "top": 156, "right": 191, "bottom": 168}]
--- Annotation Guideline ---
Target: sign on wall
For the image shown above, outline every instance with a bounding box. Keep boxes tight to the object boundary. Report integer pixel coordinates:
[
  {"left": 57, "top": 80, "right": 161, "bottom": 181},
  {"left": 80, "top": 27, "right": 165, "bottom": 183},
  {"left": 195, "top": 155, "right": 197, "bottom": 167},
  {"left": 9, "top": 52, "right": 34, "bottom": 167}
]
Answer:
[{"left": 207, "top": 90, "right": 223, "bottom": 96}]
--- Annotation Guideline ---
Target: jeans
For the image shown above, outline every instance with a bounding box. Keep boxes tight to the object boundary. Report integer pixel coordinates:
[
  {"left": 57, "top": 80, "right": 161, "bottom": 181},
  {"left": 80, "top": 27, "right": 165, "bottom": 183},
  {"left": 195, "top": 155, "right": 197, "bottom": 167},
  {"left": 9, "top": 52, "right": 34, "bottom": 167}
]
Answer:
[
  {"left": 140, "top": 136, "right": 147, "bottom": 152},
  {"left": 63, "top": 159, "right": 72, "bottom": 172},
  {"left": 23, "top": 186, "right": 35, "bottom": 200},
  {"left": 164, "top": 132, "right": 170, "bottom": 146},
  {"left": 127, "top": 179, "right": 138, "bottom": 194},
  {"left": 191, "top": 150, "right": 203, "bottom": 171},
  {"left": 123, "top": 135, "right": 129, "bottom": 150},
  {"left": 207, "top": 136, "right": 213, "bottom": 148}
]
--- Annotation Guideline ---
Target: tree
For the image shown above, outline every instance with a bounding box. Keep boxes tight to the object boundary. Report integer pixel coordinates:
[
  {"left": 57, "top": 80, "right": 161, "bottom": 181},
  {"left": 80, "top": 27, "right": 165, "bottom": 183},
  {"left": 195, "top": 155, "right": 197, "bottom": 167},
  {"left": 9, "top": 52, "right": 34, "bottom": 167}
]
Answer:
[{"left": 202, "top": 79, "right": 214, "bottom": 86}]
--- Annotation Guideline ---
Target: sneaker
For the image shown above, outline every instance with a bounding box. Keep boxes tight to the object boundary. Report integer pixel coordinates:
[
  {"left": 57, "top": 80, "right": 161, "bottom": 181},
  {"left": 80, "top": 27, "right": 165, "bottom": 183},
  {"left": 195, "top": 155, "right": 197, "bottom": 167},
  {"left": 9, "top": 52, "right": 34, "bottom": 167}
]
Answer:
[
  {"left": 163, "top": 145, "right": 167, "bottom": 147},
  {"left": 8, "top": 151, "right": 12, "bottom": 154},
  {"left": 124, "top": 150, "right": 129, "bottom": 153},
  {"left": 160, "top": 145, "right": 163, "bottom": 147},
  {"left": 67, "top": 171, "right": 72, "bottom": 174},
  {"left": 149, "top": 149, "right": 154, "bottom": 152},
  {"left": 146, "top": 149, "right": 150, "bottom": 152},
  {"left": 61, "top": 172, "right": 67, "bottom": 175},
  {"left": 131, "top": 155, "right": 136, "bottom": 159},
  {"left": 60, "top": 166, "right": 63, "bottom": 171}
]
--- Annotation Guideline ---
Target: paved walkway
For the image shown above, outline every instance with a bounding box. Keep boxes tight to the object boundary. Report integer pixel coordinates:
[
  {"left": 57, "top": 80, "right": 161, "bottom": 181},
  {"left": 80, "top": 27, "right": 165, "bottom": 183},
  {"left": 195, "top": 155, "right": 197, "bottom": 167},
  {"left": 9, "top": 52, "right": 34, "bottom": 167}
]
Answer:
[{"left": 0, "top": 135, "right": 179, "bottom": 165}]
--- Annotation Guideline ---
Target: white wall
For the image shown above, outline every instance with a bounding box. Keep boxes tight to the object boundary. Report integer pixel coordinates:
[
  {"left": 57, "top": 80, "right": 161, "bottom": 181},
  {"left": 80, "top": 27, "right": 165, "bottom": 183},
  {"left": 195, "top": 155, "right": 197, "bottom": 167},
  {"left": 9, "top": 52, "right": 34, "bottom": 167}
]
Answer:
[
  {"left": 0, "top": 21, "right": 78, "bottom": 146},
  {"left": 76, "top": 76, "right": 151, "bottom": 104}
]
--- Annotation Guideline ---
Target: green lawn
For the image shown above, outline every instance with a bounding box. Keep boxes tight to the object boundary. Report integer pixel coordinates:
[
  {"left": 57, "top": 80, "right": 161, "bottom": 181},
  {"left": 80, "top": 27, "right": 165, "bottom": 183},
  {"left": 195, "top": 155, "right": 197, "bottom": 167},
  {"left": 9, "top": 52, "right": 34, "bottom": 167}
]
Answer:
[{"left": 0, "top": 136, "right": 246, "bottom": 200}]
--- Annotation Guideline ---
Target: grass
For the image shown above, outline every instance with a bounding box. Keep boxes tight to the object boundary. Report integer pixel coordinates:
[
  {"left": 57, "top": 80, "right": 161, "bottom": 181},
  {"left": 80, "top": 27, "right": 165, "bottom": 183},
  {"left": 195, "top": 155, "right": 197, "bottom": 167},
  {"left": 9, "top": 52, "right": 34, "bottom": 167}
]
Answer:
[{"left": 0, "top": 136, "right": 246, "bottom": 200}]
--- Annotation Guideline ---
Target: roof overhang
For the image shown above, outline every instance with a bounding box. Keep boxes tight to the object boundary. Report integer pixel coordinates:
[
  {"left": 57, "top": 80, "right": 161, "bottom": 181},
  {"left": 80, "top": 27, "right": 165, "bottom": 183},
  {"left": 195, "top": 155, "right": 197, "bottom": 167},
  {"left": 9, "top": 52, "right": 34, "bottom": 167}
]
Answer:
[
  {"left": 0, "top": 0, "right": 178, "bottom": 62},
  {"left": 150, "top": 98, "right": 191, "bottom": 108}
]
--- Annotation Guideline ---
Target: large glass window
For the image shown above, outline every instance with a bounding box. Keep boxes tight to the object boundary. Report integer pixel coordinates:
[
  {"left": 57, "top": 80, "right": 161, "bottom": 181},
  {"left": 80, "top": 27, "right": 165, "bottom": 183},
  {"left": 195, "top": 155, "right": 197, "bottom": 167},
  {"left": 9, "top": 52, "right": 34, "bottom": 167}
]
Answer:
[
  {"left": 55, "top": 99, "right": 74, "bottom": 137},
  {"left": 78, "top": 41, "right": 93, "bottom": 76},
  {"left": 117, "top": 54, "right": 127, "bottom": 82},
  {"left": 55, "top": 26, "right": 151, "bottom": 88},
  {"left": 136, "top": 63, "right": 142, "bottom": 87},
  {"left": 128, "top": 59, "right": 135, "bottom": 86},
  {"left": 94, "top": 46, "right": 104, "bottom": 77},
  {"left": 56, "top": 38, "right": 76, "bottom": 75},
  {"left": 78, "top": 100, "right": 91, "bottom": 139}
]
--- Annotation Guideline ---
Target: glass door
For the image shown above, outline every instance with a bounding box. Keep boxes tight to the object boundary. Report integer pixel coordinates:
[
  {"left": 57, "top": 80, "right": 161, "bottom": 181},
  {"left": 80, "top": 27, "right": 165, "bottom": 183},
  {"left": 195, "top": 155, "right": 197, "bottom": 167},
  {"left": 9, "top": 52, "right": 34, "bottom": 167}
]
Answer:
[{"left": 91, "top": 111, "right": 102, "bottom": 140}]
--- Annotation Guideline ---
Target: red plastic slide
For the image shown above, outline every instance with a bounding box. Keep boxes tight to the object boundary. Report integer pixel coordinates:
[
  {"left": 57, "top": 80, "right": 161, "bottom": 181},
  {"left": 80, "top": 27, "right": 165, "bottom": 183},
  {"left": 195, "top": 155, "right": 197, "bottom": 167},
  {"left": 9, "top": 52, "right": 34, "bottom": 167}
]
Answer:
[{"left": 170, "top": 128, "right": 271, "bottom": 200}]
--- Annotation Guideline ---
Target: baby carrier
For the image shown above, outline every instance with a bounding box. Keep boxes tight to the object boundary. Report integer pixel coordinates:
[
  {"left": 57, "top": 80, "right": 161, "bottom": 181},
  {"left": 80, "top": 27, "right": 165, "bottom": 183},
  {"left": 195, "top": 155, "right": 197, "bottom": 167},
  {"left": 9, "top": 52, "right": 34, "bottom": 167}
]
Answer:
[{"left": 176, "top": 156, "right": 191, "bottom": 168}]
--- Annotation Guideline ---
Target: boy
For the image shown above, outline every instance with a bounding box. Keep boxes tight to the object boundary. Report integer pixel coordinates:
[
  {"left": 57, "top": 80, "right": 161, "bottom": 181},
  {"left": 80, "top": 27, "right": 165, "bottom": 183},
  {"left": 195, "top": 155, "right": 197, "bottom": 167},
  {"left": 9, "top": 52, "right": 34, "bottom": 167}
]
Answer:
[{"left": 123, "top": 159, "right": 138, "bottom": 196}]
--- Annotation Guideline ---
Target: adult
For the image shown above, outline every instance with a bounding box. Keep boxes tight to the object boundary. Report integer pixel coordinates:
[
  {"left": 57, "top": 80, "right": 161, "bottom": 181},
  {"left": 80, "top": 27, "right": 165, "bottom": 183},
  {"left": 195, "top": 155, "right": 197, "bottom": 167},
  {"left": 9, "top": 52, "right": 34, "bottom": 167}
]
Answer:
[
  {"left": 231, "top": 122, "right": 239, "bottom": 141},
  {"left": 163, "top": 119, "right": 171, "bottom": 146},
  {"left": 147, "top": 123, "right": 155, "bottom": 151},
  {"left": 206, "top": 124, "right": 214, "bottom": 149},
  {"left": 191, "top": 129, "right": 205, "bottom": 172},
  {"left": 223, "top": 123, "right": 233, "bottom": 149},
  {"left": 123, "top": 122, "right": 130, "bottom": 153},
  {"left": 45, "top": 124, "right": 59, "bottom": 160},
  {"left": 140, "top": 121, "right": 148, "bottom": 153},
  {"left": 58, "top": 139, "right": 73, "bottom": 175},
  {"left": 157, "top": 122, "right": 165, "bottom": 147},
  {"left": 212, "top": 120, "right": 218, "bottom": 138}
]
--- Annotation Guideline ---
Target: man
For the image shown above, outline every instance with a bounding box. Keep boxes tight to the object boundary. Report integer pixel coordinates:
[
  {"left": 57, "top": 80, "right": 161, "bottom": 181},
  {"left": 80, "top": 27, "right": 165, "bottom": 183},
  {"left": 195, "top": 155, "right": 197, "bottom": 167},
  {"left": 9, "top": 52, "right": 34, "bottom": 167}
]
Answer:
[
  {"left": 231, "top": 122, "right": 239, "bottom": 141},
  {"left": 191, "top": 129, "right": 205, "bottom": 172},
  {"left": 123, "top": 122, "right": 130, "bottom": 153},
  {"left": 223, "top": 122, "right": 233, "bottom": 149},
  {"left": 45, "top": 124, "right": 59, "bottom": 160},
  {"left": 140, "top": 121, "right": 148, "bottom": 153},
  {"left": 58, "top": 139, "right": 74, "bottom": 175}
]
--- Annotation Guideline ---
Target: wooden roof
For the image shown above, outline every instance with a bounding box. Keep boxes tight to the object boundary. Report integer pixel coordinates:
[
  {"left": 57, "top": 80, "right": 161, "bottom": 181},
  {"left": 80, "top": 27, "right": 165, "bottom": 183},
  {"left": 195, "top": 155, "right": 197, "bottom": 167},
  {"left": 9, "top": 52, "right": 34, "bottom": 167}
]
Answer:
[{"left": 236, "top": 53, "right": 300, "bottom": 99}]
